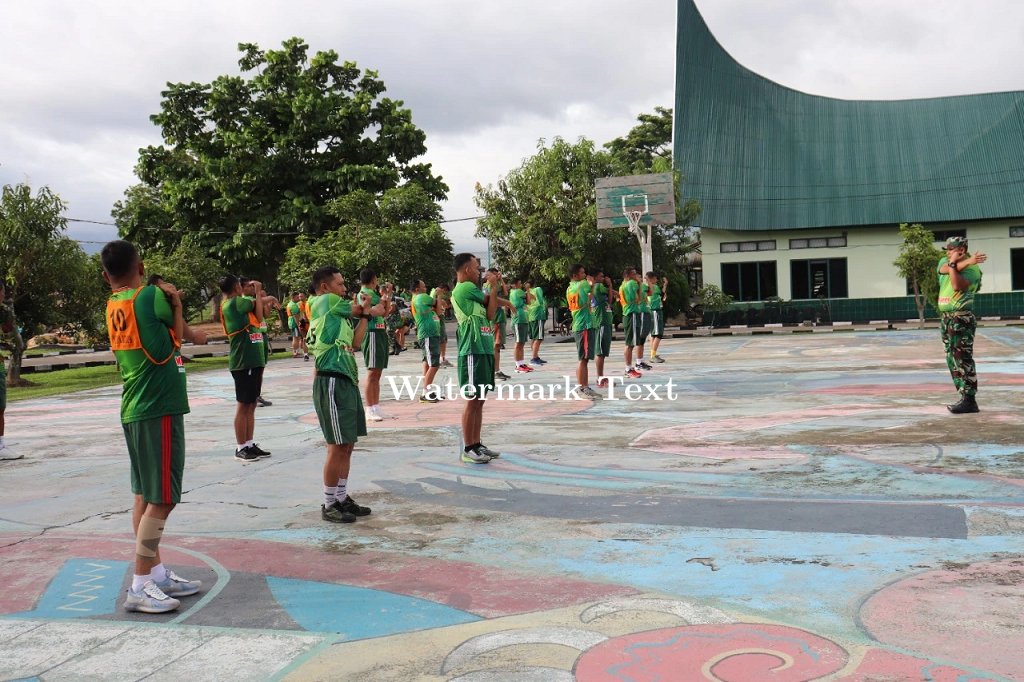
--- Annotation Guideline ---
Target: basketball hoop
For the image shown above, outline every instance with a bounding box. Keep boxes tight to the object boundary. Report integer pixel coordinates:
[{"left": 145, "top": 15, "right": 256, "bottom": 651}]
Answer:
[{"left": 624, "top": 210, "right": 645, "bottom": 236}]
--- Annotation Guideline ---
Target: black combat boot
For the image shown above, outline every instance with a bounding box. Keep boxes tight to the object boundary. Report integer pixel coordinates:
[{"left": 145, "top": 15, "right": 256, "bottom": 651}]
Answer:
[{"left": 947, "top": 394, "right": 979, "bottom": 414}]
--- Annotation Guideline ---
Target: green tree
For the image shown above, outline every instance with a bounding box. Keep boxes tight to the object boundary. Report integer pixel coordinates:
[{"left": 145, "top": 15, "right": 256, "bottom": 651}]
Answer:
[
  {"left": 141, "top": 242, "right": 224, "bottom": 323},
  {"left": 0, "top": 184, "right": 105, "bottom": 382},
  {"left": 114, "top": 37, "right": 447, "bottom": 279},
  {"left": 697, "top": 284, "right": 733, "bottom": 328},
  {"left": 604, "top": 106, "right": 674, "bottom": 173},
  {"left": 893, "top": 223, "right": 943, "bottom": 327},
  {"left": 280, "top": 185, "right": 453, "bottom": 293}
]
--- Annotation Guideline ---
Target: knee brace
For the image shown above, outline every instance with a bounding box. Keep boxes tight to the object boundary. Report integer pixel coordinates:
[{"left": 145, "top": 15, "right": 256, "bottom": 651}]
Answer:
[{"left": 136, "top": 515, "right": 165, "bottom": 560}]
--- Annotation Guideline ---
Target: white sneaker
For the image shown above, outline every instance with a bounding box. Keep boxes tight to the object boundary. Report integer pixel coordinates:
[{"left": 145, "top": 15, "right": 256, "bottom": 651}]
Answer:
[
  {"left": 123, "top": 580, "right": 180, "bottom": 613},
  {"left": 0, "top": 443, "right": 23, "bottom": 461},
  {"left": 365, "top": 408, "right": 384, "bottom": 423},
  {"left": 579, "top": 386, "right": 604, "bottom": 400},
  {"left": 153, "top": 570, "right": 202, "bottom": 597}
]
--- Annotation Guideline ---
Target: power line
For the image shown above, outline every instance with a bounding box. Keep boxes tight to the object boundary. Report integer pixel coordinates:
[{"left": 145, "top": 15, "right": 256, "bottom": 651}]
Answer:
[{"left": 66, "top": 214, "right": 486, "bottom": 232}]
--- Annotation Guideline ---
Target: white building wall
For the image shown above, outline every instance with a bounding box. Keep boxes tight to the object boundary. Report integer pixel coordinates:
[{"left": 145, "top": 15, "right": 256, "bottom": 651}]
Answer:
[{"left": 700, "top": 219, "right": 1023, "bottom": 300}]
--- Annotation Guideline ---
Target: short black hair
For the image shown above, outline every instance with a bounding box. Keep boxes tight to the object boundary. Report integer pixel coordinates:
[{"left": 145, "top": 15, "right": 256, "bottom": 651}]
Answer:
[
  {"left": 307, "top": 284, "right": 315, "bottom": 296},
  {"left": 312, "top": 266, "right": 340, "bottom": 291},
  {"left": 359, "top": 268, "right": 376, "bottom": 285},
  {"left": 623, "top": 267, "right": 636, "bottom": 278},
  {"left": 240, "top": 277, "right": 251, "bottom": 287},
  {"left": 486, "top": 267, "right": 499, "bottom": 275},
  {"left": 100, "top": 240, "right": 139, "bottom": 279},
  {"left": 219, "top": 274, "right": 240, "bottom": 294},
  {"left": 646, "top": 271, "right": 656, "bottom": 279},
  {"left": 569, "top": 263, "right": 585, "bottom": 278},
  {"left": 510, "top": 277, "right": 522, "bottom": 285},
  {"left": 592, "top": 268, "right": 603, "bottom": 277},
  {"left": 146, "top": 274, "right": 164, "bottom": 286},
  {"left": 410, "top": 279, "right": 423, "bottom": 291},
  {"left": 454, "top": 253, "right": 476, "bottom": 271}
]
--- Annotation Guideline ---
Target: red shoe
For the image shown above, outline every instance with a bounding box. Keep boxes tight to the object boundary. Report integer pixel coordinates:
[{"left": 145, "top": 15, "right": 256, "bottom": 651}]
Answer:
[
  {"left": 625, "top": 368, "right": 642, "bottom": 379},
  {"left": 515, "top": 365, "right": 533, "bottom": 373},
  {"left": 596, "top": 378, "right": 609, "bottom": 388}
]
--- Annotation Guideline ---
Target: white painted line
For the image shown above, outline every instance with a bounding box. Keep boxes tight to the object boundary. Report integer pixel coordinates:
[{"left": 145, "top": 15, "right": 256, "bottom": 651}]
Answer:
[
  {"left": 834, "top": 321, "right": 852, "bottom": 326},
  {"left": 906, "top": 319, "right": 923, "bottom": 323},
  {"left": 765, "top": 323, "right": 783, "bottom": 328},
  {"left": 813, "top": 329, "right": 835, "bottom": 333},
  {"left": 981, "top": 316, "right": 1000, "bottom": 321},
  {"left": 729, "top": 325, "right": 748, "bottom": 329},
  {"left": 869, "top": 320, "right": 888, "bottom": 325}
]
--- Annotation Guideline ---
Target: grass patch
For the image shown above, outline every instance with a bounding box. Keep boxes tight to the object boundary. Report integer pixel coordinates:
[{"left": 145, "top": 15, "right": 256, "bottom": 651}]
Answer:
[{"left": 8, "top": 354, "right": 288, "bottom": 402}]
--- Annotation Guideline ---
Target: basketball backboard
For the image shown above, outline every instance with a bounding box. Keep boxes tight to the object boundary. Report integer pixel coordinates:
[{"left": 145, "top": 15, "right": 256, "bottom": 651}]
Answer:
[{"left": 596, "top": 172, "right": 676, "bottom": 230}]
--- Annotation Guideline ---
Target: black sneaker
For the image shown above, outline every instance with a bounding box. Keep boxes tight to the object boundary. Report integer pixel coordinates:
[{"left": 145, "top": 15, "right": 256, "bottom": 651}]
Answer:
[
  {"left": 234, "top": 446, "right": 261, "bottom": 463},
  {"left": 637, "top": 361, "right": 653, "bottom": 370},
  {"left": 419, "top": 394, "right": 440, "bottom": 403},
  {"left": 337, "top": 496, "right": 372, "bottom": 517},
  {"left": 257, "top": 397, "right": 273, "bottom": 407},
  {"left": 495, "top": 371, "right": 510, "bottom": 381},
  {"left": 251, "top": 444, "right": 272, "bottom": 459},
  {"left": 322, "top": 504, "right": 356, "bottom": 523},
  {"left": 948, "top": 395, "right": 980, "bottom": 414}
]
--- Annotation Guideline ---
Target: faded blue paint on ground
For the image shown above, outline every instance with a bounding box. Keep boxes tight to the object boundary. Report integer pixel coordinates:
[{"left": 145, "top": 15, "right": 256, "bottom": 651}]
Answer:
[
  {"left": 265, "top": 576, "right": 480, "bottom": 639},
  {"left": 7, "top": 559, "right": 128, "bottom": 620}
]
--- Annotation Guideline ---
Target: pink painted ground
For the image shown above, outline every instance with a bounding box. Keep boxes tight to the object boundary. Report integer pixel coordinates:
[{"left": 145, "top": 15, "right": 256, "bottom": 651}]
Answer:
[
  {"left": 860, "top": 558, "right": 1024, "bottom": 680},
  {"left": 299, "top": 396, "right": 590, "bottom": 429},
  {"left": 0, "top": 534, "right": 635, "bottom": 619}
]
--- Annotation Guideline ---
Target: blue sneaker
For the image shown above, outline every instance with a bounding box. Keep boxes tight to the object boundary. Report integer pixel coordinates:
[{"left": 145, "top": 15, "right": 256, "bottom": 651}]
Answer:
[
  {"left": 153, "top": 570, "right": 202, "bottom": 597},
  {"left": 536, "top": 357, "right": 549, "bottom": 365},
  {"left": 529, "top": 358, "right": 543, "bottom": 367},
  {"left": 123, "top": 580, "right": 180, "bottom": 613}
]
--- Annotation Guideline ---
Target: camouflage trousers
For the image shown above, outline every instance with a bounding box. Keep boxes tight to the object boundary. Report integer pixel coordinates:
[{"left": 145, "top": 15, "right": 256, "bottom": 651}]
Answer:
[{"left": 940, "top": 311, "right": 977, "bottom": 396}]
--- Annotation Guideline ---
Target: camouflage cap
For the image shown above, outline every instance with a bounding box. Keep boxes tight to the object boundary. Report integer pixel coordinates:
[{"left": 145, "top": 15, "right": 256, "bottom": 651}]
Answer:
[{"left": 945, "top": 236, "right": 968, "bottom": 249}]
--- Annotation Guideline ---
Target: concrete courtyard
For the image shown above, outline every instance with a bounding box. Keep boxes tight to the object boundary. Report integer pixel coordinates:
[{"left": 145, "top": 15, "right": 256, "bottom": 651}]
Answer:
[{"left": 1, "top": 327, "right": 1023, "bottom": 681}]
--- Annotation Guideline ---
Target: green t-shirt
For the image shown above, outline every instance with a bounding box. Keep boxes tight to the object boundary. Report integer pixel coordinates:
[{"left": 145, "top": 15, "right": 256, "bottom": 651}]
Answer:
[
  {"left": 566, "top": 280, "right": 594, "bottom": 332},
  {"left": 593, "top": 283, "right": 613, "bottom": 325},
  {"left": 412, "top": 293, "right": 440, "bottom": 339},
  {"left": 309, "top": 293, "right": 359, "bottom": 383},
  {"left": 649, "top": 284, "right": 663, "bottom": 311},
  {"left": 222, "top": 296, "right": 266, "bottom": 371},
  {"left": 109, "top": 286, "right": 189, "bottom": 424},
  {"left": 482, "top": 283, "right": 505, "bottom": 323},
  {"left": 620, "top": 279, "right": 641, "bottom": 315},
  {"left": 638, "top": 283, "right": 651, "bottom": 313},
  {"left": 360, "top": 286, "right": 387, "bottom": 333},
  {"left": 451, "top": 281, "right": 495, "bottom": 356},
  {"left": 937, "top": 258, "right": 982, "bottom": 313},
  {"left": 286, "top": 300, "right": 301, "bottom": 327},
  {"left": 509, "top": 288, "right": 527, "bottom": 324},
  {"left": 527, "top": 287, "right": 544, "bottom": 322}
]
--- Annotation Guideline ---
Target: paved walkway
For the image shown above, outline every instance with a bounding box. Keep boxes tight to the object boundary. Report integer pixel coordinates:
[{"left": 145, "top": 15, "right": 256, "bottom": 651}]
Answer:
[{"left": 2, "top": 328, "right": 1023, "bottom": 680}]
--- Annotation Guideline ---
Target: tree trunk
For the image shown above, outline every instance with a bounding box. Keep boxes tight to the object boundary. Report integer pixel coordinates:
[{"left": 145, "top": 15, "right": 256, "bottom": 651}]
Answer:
[
  {"left": 211, "top": 293, "right": 223, "bottom": 323},
  {"left": 912, "top": 278, "right": 925, "bottom": 329}
]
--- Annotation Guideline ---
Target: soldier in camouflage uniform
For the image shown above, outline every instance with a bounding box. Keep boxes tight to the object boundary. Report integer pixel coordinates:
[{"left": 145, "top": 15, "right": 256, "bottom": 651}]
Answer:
[{"left": 937, "top": 236, "right": 987, "bottom": 414}]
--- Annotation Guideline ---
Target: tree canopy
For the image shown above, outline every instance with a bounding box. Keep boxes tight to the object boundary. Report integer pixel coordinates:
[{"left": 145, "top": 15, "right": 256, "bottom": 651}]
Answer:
[
  {"left": 894, "top": 223, "right": 943, "bottom": 325},
  {"left": 114, "top": 37, "right": 448, "bottom": 279}
]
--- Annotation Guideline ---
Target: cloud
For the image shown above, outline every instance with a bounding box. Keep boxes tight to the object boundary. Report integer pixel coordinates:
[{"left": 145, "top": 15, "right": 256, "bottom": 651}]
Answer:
[{"left": 2, "top": 0, "right": 1023, "bottom": 258}]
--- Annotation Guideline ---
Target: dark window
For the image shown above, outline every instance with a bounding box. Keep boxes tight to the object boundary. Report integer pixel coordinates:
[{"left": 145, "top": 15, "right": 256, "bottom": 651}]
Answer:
[
  {"left": 933, "top": 228, "right": 962, "bottom": 241},
  {"left": 1010, "top": 226, "right": 1024, "bottom": 238},
  {"left": 721, "top": 261, "right": 778, "bottom": 301},
  {"left": 722, "top": 240, "right": 776, "bottom": 253},
  {"left": 1013, "top": 249, "right": 1024, "bottom": 290},
  {"left": 790, "top": 236, "right": 846, "bottom": 249},
  {"left": 791, "top": 258, "right": 849, "bottom": 299},
  {"left": 721, "top": 242, "right": 739, "bottom": 253}
]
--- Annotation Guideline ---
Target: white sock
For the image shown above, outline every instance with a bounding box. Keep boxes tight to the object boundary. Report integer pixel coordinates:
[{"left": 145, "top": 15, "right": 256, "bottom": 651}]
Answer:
[
  {"left": 149, "top": 563, "right": 168, "bottom": 582},
  {"left": 336, "top": 478, "right": 348, "bottom": 503},
  {"left": 236, "top": 443, "right": 247, "bottom": 452},
  {"left": 515, "top": 361, "right": 524, "bottom": 367},
  {"left": 324, "top": 486, "right": 337, "bottom": 508},
  {"left": 245, "top": 440, "right": 254, "bottom": 448},
  {"left": 131, "top": 574, "right": 149, "bottom": 592}
]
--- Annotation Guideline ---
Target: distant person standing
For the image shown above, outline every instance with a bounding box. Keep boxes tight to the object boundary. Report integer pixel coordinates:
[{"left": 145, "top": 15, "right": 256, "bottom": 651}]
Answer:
[
  {"left": 938, "top": 237, "right": 987, "bottom": 414},
  {"left": 634, "top": 271, "right": 653, "bottom": 371},
  {"left": 0, "top": 279, "right": 20, "bottom": 461},
  {"left": 430, "top": 285, "right": 453, "bottom": 368},
  {"left": 358, "top": 268, "right": 394, "bottom": 422},
  {"left": 483, "top": 268, "right": 510, "bottom": 381},
  {"left": 286, "top": 293, "right": 304, "bottom": 358},
  {"left": 526, "top": 281, "right": 548, "bottom": 367},
  {"left": 589, "top": 269, "right": 614, "bottom": 388},
  {"left": 646, "top": 272, "right": 668, "bottom": 364},
  {"left": 619, "top": 268, "right": 643, "bottom": 379},
  {"left": 508, "top": 278, "right": 534, "bottom": 374},
  {"left": 220, "top": 274, "right": 270, "bottom": 462},
  {"left": 411, "top": 280, "right": 443, "bottom": 402},
  {"left": 566, "top": 264, "right": 601, "bottom": 400}
]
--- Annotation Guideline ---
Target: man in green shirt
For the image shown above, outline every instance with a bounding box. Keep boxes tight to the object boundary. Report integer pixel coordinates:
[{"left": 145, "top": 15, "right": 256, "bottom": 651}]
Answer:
[
  {"left": 619, "top": 268, "right": 643, "bottom": 379},
  {"left": 938, "top": 236, "right": 987, "bottom": 414},
  {"left": 589, "top": 269, "right": 614, "bottom": 388},
  {"left": 566, "top": 264, "right": 602, "bottom": 400},
  {"left": 242, "top": 278, "right": 277, "bottom": 407},
  {"left": 309, "top": 265, "right": 384, "bottom": 524},
  {"left": 430, "top": 285, "right": 453, "bottom": 368},
  {"left": 286, "top": 292, "right": 306, "bottom": 359},
  {"left": 646, "top": 271, "right": 669, "bottom": 364},
  {"left": 220, "top": 274, "right": 270, "bottom": 462},
  {"left": 101, "top": 240, "right": 202, "bottom": 614},
  {"left": 411, "top": 279, "right": 443, "bottom": 402},
  {"left": 525, "top": 282, "right": 548, "bottom": 366},
  {"left": 358, "top": 268, "right": 394, "bottom": 422},
  {"left": 483, "top": 268, "right": 510, "bottom": 381},
  {"left": 634, "top": 272, "right": 653, "bottom": 372},
  {"left": 452, "top": 253, "right": 508, "bottom": 464},
  {"left": 507, "top": 278, "right": 535, "bottom": 374}
]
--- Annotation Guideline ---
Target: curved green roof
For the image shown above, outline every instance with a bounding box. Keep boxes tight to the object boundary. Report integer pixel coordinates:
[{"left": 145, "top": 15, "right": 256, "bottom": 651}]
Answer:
[{"left": 674, "top": 0, "right": 1024, "bottom": 231}]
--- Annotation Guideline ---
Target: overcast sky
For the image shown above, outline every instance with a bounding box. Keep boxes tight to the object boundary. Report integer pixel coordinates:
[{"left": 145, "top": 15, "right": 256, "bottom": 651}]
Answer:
[{"left": 3, "top": 0, "right": 1024, "bottom": 258}]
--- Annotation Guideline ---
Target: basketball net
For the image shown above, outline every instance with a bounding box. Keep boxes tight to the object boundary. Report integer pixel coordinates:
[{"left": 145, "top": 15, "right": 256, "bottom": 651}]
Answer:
[{"left": 625, "top": 210, "right": 645, "bottom": 236}]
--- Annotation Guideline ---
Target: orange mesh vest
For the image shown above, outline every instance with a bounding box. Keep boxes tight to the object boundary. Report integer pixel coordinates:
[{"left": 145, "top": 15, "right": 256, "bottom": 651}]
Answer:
[{"left": 106, "top": 287, "right": 180, "bottom": 365}]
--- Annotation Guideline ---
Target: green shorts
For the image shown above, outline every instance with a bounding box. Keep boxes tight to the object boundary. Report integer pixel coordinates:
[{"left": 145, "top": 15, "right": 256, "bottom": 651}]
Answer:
[
  {"left": 574, "top": 328, "right": 596, "bottom": 361},
  {"left": 313, "top": 373, "right": 367, "bottom": 444},
  {"left": 362, "top": 330, "right": 389, "bottom": 370},
  {"left": 513, "top": 322, "right": 530, "bottom": 344},
  {"left": 438, "top": 322, "right": 448, "bottom": 344},
  {"left": 623, "top": 312, "right": 643, "bottom": 347},
  {"left": 123, "top": 414, "right": 185, "bottom": 505},
  {"left": 458, "top": 354, "right": 495, "bottom": 398},
  {"left": 528, "top": 320, "right": 543, "bottom": 341},
  {"left": 595, "top": 323, "right": 613, "bottom": 357},
  {"left": 493, "top": 321, "right": 507, "bottom": 349},
  {"left": 640, "top": 312, "right": 652, "bottom": 343},
  {"left": 420, "top": 335, "right": 441, "bottom": 368},
  {"left": 650, "top": 310, "right": 665, "bottom": 338}
]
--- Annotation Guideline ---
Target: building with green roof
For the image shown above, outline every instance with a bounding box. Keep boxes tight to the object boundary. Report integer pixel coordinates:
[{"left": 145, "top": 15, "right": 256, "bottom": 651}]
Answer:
[{"left": 674, "top": 0, "right": 1024, "bottom": 321}]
